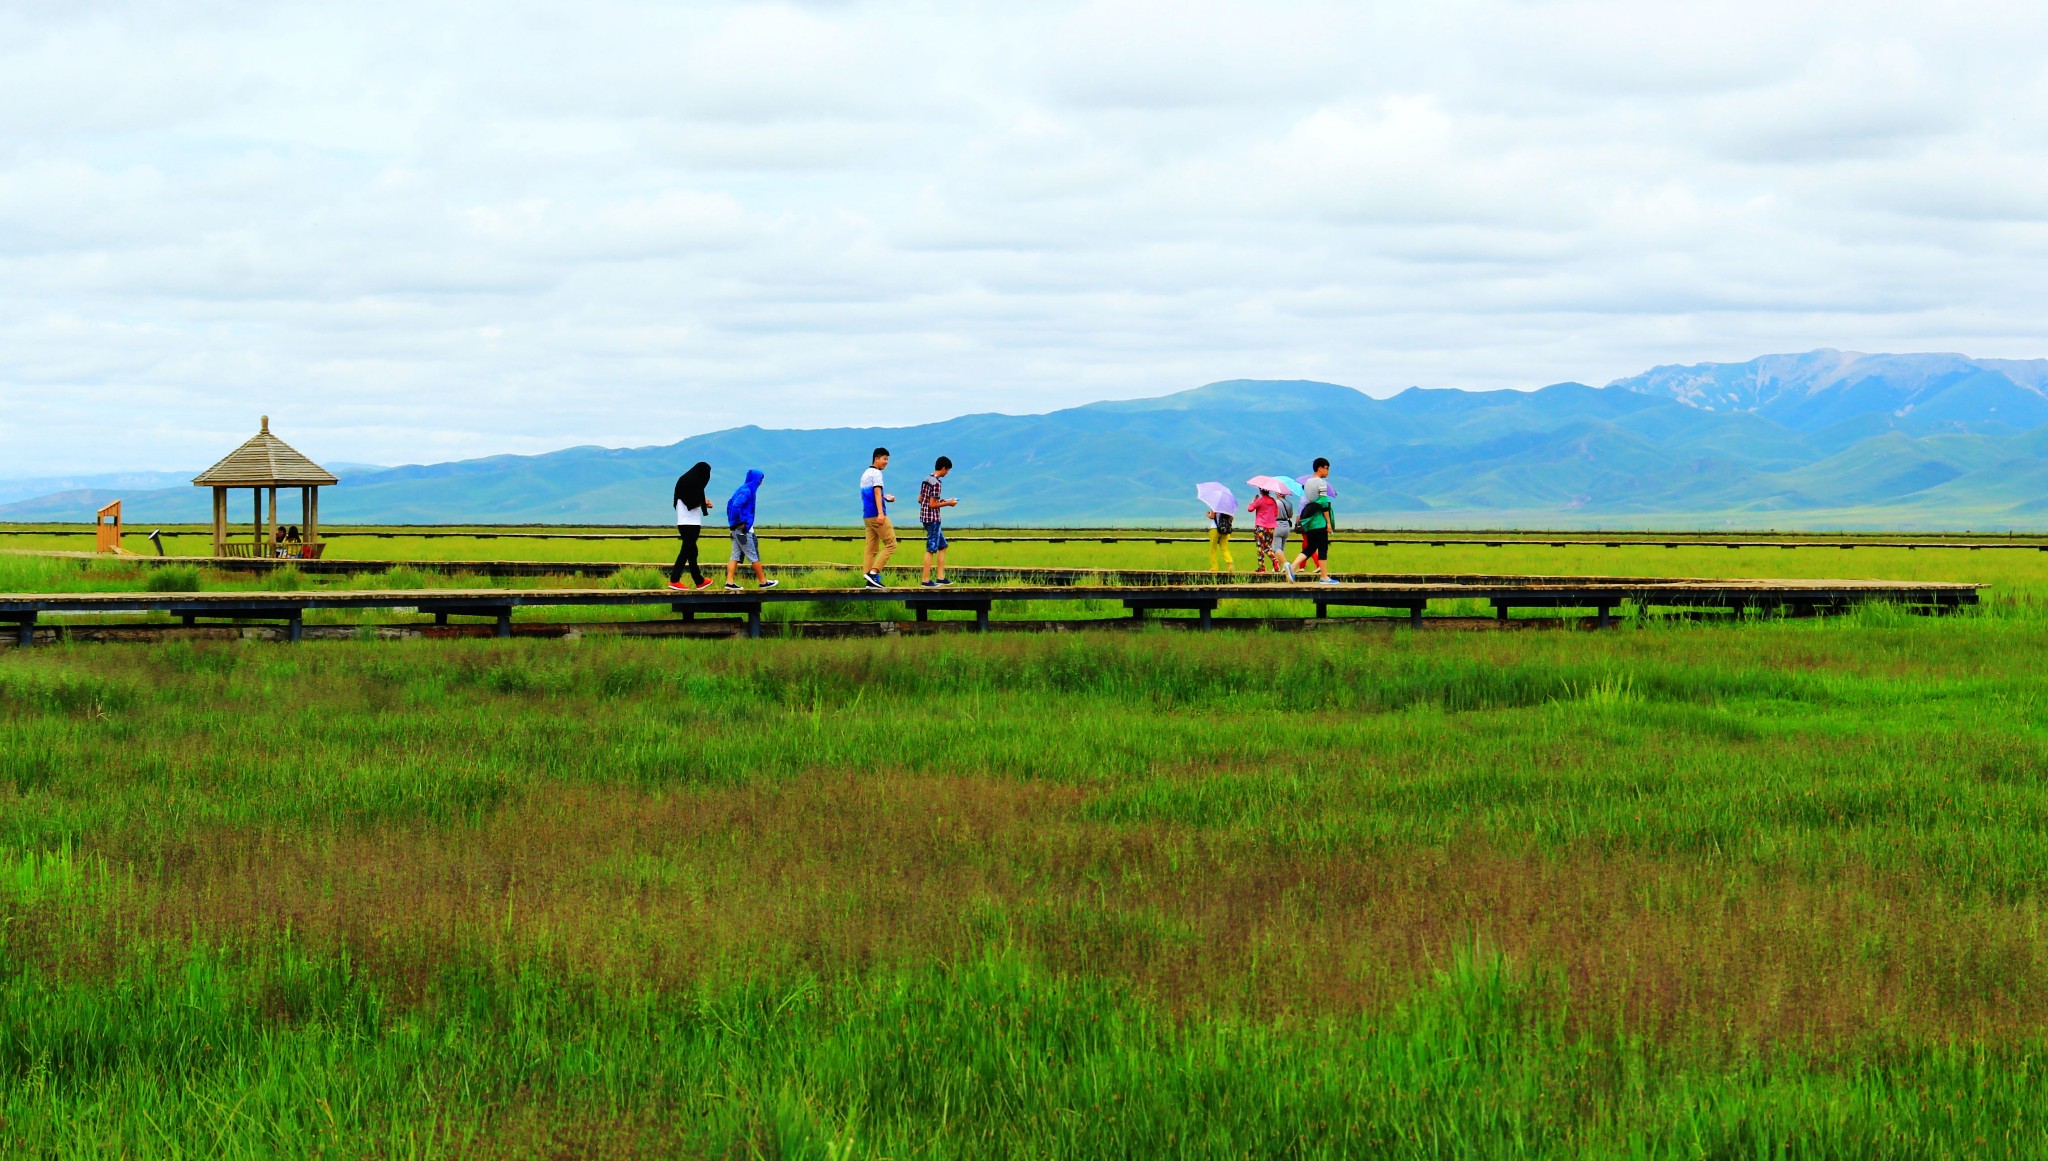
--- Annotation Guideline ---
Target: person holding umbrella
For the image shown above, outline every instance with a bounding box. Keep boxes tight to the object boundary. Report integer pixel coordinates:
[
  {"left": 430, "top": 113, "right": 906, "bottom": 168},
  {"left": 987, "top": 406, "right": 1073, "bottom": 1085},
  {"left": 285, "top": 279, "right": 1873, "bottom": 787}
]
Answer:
[
  {"left": 1245, "top": 475, "right": 1294, "bottom": 577},
  {"left": 1271, "top": 478, "right": 1298, "bottom": 581},
  {"left": 1196, "top": 482, "right": 1236, "bottom": 574}
]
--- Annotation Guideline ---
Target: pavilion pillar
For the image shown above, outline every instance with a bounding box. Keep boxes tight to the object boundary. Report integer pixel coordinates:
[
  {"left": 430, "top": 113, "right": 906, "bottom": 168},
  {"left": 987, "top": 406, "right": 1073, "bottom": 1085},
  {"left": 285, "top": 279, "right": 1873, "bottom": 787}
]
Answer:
[
  {"left": 267, "top": 486, "right": 278, "bottom": 555},
  {"left": 253, "top": 488, "right": 262, "bottom": 554},
  {"left": 212, "top": 487, "right": 227, "bottom": 556},
  {"left": 307, "top": 487, "right": 320, "bottom": 550}
]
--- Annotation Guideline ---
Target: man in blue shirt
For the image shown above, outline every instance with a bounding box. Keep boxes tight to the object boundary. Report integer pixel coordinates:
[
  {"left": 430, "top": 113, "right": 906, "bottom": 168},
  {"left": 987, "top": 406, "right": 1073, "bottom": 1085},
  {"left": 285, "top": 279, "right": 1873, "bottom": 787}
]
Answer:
[{"left": 860, "top": 447, "right": 897, "bottom": 588}]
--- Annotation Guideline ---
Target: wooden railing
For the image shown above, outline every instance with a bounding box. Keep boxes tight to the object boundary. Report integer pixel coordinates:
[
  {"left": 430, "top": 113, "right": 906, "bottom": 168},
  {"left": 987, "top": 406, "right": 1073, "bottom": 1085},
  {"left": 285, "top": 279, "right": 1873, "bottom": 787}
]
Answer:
[{"left": 215, "top": 543, "right": 326, "bottom": 560}]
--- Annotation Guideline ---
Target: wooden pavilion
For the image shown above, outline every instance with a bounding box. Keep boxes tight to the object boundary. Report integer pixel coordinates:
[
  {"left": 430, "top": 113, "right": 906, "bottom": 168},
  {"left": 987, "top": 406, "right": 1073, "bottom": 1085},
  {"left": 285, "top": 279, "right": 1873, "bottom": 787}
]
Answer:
[{"left": 192, "top": 416, "right": 338, "bottom": 558}]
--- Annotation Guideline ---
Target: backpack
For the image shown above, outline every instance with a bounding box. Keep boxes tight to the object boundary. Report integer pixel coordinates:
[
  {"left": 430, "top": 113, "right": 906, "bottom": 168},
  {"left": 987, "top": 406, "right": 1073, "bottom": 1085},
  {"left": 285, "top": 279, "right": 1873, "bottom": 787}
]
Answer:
[{"left": 1214, "top": 513, "right": 1235, "bottom": 535}]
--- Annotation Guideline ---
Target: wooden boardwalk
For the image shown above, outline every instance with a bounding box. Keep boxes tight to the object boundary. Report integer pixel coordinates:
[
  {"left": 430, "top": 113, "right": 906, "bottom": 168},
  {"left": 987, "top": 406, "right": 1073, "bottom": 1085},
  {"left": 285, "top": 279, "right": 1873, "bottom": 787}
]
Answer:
[
  {"left": 0, "top": 578, "right": 1983, "bottom": 645},
  {"left": 10, "top": 526, "right": 2048, "bottom": 551},
  {"left": 1, "top": 549, "right": 2011, "bottom": 588}
]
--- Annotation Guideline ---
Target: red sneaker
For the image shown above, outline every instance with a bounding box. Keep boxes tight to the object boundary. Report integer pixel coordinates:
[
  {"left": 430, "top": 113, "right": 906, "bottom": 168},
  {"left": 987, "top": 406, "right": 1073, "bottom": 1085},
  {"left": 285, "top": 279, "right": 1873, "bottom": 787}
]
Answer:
[
  {"left": 696, "top": 577, "right": 716, "bottom": 590},
  {"left": 667, "top": 580, "right": 690, "bottom": 591}
]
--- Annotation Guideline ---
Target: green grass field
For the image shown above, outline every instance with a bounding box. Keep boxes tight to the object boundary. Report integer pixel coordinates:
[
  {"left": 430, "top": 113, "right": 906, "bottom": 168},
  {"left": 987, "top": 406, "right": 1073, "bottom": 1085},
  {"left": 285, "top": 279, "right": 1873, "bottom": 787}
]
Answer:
[{"left": 1, "top": 533, "right": 2043, "bottom": 1155}]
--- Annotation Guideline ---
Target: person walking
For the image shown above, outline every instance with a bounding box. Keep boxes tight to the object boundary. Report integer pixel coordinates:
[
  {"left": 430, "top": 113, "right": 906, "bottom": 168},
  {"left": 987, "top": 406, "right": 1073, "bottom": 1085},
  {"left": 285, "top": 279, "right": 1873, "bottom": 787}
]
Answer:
[
  {"left": 1207, "top": 506, "right": 1235, "bottom": 574},
  {"left": 723, "top": 469, "right": 779, "bottom": 590},
  {"left": 919, "top": 455, "right": 959, "bottom": 587},
  {"left": 1246, "top": 488, "right": 1279, "bottom": 574},
  {"left": 668, "top": 461, "right": 714, "bottom": 591},
  {"left": 860, "top": 447, "right": 897, "bottom": 588},
  {"left": 1272, "top": 486, "right": 1297, "bottom": 581},
  {"left": 1291, "top": 457, "right": 1337, "bottom": 584}
]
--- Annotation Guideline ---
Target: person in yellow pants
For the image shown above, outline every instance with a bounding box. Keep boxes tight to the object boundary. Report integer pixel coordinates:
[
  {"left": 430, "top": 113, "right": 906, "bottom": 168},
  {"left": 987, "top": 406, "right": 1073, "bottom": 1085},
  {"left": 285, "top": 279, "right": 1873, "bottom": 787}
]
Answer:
[{"left": 1207, "top": 508, "right": 1234, "bottom": 573}]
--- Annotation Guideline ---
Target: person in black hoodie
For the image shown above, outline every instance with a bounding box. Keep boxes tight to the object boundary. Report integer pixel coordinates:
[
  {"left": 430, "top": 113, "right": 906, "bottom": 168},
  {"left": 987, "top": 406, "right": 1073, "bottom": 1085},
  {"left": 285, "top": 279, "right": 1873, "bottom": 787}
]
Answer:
[{"left": 668, "top": 461, "right": 714, "bottom": 590}]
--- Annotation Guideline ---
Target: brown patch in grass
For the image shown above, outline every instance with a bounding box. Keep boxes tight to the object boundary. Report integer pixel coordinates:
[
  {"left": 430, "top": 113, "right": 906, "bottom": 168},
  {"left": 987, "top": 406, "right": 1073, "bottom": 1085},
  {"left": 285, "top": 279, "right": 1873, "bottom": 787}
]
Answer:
[{"left": 16, "top": 773, "right": 2048, "bottom": 1052}]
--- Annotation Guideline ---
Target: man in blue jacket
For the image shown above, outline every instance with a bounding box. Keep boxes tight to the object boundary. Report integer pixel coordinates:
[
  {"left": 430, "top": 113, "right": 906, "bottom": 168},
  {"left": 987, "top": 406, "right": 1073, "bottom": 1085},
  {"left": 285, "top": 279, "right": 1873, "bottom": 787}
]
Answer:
[{"left": 723, "top": 469, "right": 779, "bottom": 590}]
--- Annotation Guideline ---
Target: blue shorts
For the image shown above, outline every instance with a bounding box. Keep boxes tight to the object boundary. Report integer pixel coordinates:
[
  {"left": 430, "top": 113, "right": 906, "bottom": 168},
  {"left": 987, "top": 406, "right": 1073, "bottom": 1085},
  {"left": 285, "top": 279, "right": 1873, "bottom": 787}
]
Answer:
[{"left": 923, "top": 523, "right": 947, "bottom": 553}]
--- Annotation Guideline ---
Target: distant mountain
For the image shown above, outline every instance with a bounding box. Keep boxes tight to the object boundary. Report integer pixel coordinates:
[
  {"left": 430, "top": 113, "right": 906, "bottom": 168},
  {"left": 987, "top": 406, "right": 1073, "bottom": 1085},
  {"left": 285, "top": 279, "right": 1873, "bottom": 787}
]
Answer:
[
  {"left": 6, "top": 352, "right": 2048, "bottom": 529},
  {"left": 0, "top": 471, "right": 199, "bottom": 507},
  {"left": 1609, "top": 350, "right": 2048, "bottom": 435},
  {"left": 0, "top": 464, "right": 390, "bottom": 509}
]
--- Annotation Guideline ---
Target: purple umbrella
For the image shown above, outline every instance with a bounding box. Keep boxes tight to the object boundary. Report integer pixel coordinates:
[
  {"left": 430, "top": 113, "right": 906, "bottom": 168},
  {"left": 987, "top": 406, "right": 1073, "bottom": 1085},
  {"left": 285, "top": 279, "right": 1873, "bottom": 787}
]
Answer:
[
  {"left": 1296, "top": 474, "right": 1338, "bottom": 498},
  {"left": 1195, "top": 482, "right": 1236, "bottom": 514}
]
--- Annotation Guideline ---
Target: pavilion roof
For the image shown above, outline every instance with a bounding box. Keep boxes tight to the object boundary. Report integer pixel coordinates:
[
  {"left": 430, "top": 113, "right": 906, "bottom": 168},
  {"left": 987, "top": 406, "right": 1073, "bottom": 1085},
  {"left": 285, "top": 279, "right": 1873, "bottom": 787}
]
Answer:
[{"left": 191, "top": 417, "right": 338, "bottom": 487}]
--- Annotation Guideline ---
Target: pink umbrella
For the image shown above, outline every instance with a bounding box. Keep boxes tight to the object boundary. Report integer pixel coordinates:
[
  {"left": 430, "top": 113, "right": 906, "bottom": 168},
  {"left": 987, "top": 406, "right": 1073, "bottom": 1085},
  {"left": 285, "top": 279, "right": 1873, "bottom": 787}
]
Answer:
[
  {"left": 1195, "top": 482, "right": 1236, "bottom": 514},
  {"left": 1247, "top": 475, "right": 1293, "bottom": 495}
]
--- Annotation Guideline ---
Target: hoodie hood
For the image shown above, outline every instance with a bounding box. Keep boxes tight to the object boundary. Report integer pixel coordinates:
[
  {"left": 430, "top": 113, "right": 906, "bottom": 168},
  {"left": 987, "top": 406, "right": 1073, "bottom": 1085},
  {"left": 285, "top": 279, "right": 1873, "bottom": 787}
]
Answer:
[
  {"left": 674, "top": 461, "right": 712, "bottom": 510},
  {"left": 726, "top": 468, "right": 765, "bottom": 527}
]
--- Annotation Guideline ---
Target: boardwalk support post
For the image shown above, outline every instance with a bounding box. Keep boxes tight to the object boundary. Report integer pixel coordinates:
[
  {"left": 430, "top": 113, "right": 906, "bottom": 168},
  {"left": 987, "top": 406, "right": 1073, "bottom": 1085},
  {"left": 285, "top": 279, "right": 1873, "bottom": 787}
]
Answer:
[
  {"left": 905, "top": 598, "right": 994, "bottom": 632},
  {"left": 420, "top": 602, "right": 518, "bottom": 636},
  {"left": 1121, "top": 596, "right": 1219, "bottom": 628}
]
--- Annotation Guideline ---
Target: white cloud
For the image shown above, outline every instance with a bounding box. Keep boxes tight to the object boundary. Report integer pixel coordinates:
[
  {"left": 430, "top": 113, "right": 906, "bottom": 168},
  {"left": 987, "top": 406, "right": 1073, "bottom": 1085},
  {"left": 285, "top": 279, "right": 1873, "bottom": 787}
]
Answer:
[{"left": 3, "top": 0, "right": 2048, "bottom": 475}]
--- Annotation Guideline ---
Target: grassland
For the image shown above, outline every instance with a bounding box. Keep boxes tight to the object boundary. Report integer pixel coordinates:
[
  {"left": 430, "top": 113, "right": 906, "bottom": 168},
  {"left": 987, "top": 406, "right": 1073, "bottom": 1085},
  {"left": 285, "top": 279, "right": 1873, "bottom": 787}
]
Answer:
[
  {"left": 5, "top": 614, "right": 2048, "bottom": 1156},
  {"left": 0, "top": 533, "right": 2042, "bottom": 1155}
]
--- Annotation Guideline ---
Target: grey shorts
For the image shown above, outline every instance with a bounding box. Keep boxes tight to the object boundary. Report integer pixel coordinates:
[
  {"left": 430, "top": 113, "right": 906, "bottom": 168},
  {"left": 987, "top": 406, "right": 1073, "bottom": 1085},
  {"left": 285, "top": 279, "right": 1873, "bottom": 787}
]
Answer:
[
  {"left": 728, "top": 527, "right": 760, "bottom": 564},
  {"left": 1273, "top": 527, "right": 1291, "bottom": 553}
]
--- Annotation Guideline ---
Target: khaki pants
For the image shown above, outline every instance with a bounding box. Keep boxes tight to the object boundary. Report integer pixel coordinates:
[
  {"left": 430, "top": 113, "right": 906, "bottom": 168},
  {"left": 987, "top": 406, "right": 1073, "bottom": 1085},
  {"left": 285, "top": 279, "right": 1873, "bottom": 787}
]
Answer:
[{"left": 863, "top": 516, "right": 897, "bottom": 574}]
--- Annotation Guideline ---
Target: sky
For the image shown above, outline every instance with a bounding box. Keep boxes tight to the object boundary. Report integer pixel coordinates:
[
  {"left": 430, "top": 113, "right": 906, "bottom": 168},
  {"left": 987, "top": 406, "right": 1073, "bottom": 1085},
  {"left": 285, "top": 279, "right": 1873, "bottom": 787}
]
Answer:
[{"left": 4, "top": 1, "right": 2048, "bottom": 477}]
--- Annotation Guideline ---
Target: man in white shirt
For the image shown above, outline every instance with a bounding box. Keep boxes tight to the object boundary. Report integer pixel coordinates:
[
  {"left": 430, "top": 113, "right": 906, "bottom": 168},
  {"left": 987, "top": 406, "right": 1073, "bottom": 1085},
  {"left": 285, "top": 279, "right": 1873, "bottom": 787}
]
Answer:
[{"left": 859, "top": 447, "right": 897, "bottom": 588}]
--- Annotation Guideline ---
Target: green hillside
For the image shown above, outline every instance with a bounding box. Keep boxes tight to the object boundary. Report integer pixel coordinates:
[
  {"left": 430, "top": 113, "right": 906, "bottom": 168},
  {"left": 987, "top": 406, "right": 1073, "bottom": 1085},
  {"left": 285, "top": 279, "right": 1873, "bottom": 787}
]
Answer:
[{"left": 8, "top": 359, "right": 2048, "bottom": 529}]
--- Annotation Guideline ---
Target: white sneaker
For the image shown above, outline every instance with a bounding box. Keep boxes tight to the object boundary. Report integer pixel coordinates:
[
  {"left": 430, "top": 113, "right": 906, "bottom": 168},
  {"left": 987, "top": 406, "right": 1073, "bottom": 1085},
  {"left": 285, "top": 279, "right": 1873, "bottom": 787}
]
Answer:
[{"left": 1319, "top": 576, "right": 1340, "bottom": 584}]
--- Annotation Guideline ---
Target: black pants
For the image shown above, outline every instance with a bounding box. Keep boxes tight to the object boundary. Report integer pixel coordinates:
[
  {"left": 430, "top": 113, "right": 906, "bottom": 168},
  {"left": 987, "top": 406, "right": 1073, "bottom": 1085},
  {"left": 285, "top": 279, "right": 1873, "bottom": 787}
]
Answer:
[
  {"left": 1301, "top": 527, "right": 1331, "bottom": 562},
  {"left": 670, "top": 525, "right": 702, "bottom": 585}
]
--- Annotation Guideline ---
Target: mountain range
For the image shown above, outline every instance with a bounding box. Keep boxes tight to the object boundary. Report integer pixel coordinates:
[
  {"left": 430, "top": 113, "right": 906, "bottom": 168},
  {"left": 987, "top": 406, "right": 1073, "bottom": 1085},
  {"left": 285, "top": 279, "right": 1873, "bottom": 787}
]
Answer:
[{"left": 8, "top": 349, "right": 2048, "bottom": 529}]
